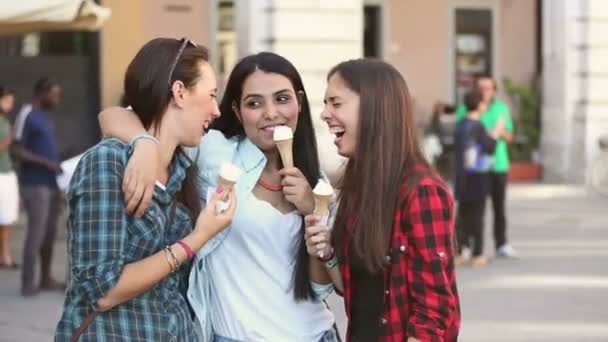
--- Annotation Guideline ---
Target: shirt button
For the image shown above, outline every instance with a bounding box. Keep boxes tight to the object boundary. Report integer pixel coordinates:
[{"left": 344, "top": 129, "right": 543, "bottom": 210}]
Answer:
[
  {"left": 385, "top": 255, "right": 391, "bottom": 262},
  {"left": 380, "top": 317, "right": 388, "bottom": 325},
  {"left": 385, "top": 290, "right": 390, "bottom": 295},
  {"left": 400, "top": 245, "right": 406, "bottom": 252}
]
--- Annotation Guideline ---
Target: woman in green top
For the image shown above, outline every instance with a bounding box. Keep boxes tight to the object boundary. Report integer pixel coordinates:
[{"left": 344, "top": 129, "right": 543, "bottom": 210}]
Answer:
[{"left": 0, "top": 85, "right": 18, "bottom": 268}]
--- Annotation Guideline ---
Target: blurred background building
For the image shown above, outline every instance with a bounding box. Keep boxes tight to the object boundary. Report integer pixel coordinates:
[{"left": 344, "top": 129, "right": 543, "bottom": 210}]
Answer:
[{"left": 0, "top": 0, "right": 606, "bottom": 184}]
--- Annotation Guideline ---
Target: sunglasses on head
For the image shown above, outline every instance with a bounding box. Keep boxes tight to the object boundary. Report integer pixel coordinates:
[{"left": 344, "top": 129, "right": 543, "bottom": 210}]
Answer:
[{"left": 167, "top": 38, "right": 197, "bottom": 88}]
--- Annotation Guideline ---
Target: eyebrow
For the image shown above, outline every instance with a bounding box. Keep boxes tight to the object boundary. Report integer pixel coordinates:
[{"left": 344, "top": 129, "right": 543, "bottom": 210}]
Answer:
[{"left": 243, "top": 88, "right": 293, "bottom": 101}]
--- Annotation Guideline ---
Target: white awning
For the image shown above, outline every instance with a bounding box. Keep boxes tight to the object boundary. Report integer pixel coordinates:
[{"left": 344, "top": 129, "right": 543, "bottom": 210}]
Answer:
[{"left": 0, "top": 0, "right": 111, "bottom": 34}]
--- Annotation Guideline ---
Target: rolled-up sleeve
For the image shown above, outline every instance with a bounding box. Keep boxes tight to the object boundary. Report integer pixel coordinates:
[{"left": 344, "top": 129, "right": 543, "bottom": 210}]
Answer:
[
  {"left": 67, "top": 143, "right": 128, "bottom": 308},
  {"left": 311, "top": 281, "right": 334, "bottom": 301},
  {"left": 406, "top": 183, "right": 459, "bottom": 341}
]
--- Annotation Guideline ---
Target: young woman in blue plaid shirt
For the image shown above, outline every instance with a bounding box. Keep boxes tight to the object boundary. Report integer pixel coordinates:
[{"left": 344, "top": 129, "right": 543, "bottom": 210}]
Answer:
[{"left": 55, "top": 38, "right": 236, "bottom": 341}]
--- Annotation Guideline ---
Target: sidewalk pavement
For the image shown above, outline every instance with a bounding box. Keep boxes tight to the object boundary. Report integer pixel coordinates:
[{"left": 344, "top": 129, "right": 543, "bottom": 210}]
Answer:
[{"left": 1, "top": 184, "right": 607, "bottom": 341}]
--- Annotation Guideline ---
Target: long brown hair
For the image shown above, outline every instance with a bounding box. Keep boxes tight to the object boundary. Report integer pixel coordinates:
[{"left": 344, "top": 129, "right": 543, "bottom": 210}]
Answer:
[
  {"left": 330, "top": 59, "right": 431, "bottom": 274},
  {"left": 123, "top": 38, "right": 209, "bottom": 219}
]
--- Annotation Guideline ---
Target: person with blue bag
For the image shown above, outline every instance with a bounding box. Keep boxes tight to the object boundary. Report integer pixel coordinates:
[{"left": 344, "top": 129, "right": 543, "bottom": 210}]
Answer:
[{"left": 453, "top": 90, "right": 504, "bottom": 267}]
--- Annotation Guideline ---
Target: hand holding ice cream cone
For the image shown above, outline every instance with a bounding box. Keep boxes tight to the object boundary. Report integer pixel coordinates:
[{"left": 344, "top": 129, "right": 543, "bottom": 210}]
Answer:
[
  {"left": 218, "top": 162, "right": 240, "bottom": 201},
  {"left": 312, "top": 179, "right": 334, "bottom": 258},
  {"left": 313, "top": 179, "right": 333, "bottom": 217},
  {"left": 273, "top": 125, "right": 294, "bottom": 168},
  {"left": 210, "top": 162, "right": 241, "bottom": 214}
]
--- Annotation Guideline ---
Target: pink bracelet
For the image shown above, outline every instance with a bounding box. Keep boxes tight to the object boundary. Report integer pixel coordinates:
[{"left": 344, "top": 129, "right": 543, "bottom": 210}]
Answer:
[{"left": 176, "top": 240, "right": 195, "bottom": 259}]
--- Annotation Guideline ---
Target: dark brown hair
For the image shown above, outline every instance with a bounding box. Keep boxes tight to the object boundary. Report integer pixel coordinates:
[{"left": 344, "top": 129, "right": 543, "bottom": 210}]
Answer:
[
  {"left": 0, "top": 85, "right": 15, "bottom": 98},
  {"left": 33, "top": 77, "right": 59, "bottom": 97},
  {"left": 464, "top": 90, "right": 483, "bottom": 112},
  {"left": 123, "top": 38, "right": 209, "bottom": 219},
  {"left": 330, "top": 59, "right": 432, "bottom": 274}
]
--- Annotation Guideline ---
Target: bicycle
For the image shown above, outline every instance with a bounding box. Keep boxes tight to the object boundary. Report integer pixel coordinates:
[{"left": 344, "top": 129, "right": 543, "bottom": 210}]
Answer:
[{"left": 588, "top": 134, "right": 608, "bottom": 197}]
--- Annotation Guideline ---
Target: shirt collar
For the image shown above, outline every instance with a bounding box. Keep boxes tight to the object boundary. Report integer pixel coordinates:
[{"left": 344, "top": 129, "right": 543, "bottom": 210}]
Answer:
[{"left": 235, "top": 136, "right": 266, "bottom": 173}]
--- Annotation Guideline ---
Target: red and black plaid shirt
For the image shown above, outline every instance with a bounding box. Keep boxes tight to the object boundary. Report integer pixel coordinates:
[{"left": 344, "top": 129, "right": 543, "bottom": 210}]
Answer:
[{"left": 337, "top": 174, "right": 460, "bottom": 342}]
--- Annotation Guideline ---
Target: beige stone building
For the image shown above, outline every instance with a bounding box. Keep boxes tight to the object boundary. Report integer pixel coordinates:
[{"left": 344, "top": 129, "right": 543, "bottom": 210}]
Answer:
[
  {"left": 97, "top": 0, "right": 540, "bottom": 178},
  {"left": 16, "top": 1, "right": 605, "bottom": 184}
]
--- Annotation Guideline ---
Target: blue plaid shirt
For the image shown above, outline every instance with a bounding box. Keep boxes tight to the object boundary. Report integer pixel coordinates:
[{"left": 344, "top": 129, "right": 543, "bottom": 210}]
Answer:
[{"left": 55, "top": 139, "right": 199, "bottom": 342}]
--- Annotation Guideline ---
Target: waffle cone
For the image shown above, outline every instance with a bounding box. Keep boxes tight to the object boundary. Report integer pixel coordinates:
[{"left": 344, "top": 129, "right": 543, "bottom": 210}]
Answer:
[
  {"left": 217, "top": 176, "right": 235, "bottom": 200},
  {"left": 313, "top": 194, "right": 331, "bottom": 216},
  {"left": 275, "top": 139, "right": 293, "bottom": 168}
]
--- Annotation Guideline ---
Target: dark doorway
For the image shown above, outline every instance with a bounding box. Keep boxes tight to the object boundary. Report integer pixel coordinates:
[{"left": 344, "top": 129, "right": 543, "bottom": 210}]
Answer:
[{"left": 0, "top": 31, "right": 101, "bottom": 160}]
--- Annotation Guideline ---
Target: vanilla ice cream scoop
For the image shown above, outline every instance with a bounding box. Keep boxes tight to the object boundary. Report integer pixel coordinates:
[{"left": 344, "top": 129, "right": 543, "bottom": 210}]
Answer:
[
  {"left": 313, "top": 179, "right": 334, "bottom": 197},
  {"left": 273, "top": 125, "right": 293, "bottom": 141},
  {"left": 217, "top": 162, "right": 241, "bottom": 202},
  {"left": 219, "top": 162, "right": 241, "bottom": 183}
]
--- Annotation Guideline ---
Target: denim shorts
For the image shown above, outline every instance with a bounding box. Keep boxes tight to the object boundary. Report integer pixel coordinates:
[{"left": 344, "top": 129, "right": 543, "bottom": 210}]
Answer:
[{"left": 214, "top": 327, "right": 339, "bottom": 342}]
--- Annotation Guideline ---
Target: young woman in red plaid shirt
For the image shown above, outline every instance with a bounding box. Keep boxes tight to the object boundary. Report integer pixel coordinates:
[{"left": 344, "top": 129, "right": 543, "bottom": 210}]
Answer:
[{"left": 305, "top": 59, "right": 461, "bottom": 342}]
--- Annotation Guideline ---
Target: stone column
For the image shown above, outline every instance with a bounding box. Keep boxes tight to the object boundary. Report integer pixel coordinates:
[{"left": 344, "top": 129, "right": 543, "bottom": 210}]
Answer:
[
  {"left": 583, "top": 0, "right": 608, "bottom": 182},
  {"left": 542, "top": 0, "right": 608, "bottom": 183}
]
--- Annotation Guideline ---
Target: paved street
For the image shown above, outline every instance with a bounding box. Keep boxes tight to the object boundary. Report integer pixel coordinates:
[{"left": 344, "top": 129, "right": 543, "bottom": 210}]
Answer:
[
  {"left": 1, "top": 185, "right": 607, "bottom": 341},
  {"left": 456, "top": 185, "right": 608, "bottom": 342}
]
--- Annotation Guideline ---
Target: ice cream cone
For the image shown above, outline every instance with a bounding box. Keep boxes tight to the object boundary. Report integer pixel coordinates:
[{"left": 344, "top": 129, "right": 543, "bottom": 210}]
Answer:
[
  {"left": 275, "top": 139, "right": 294, "bottom": 168},
  {"left": 314, "top": 192, "right": 332, "bottom": 259},
  {"left": 217, "top": 176, "right": 235, "bottom": 201},
  {"left": 312, "top": 179, "right": 334, "bottom": 216},
  {"left": 313, "top": 194, "right": 331, "bottom": 217},
  {"left": 273, "top": 126, "right": 294, "bottom": 168},
  {"left": 312, "top": 179, "right": 334, "bottom": 258},
  {"left": 217, "top": 162, "right": 241, "bottom": 201}
]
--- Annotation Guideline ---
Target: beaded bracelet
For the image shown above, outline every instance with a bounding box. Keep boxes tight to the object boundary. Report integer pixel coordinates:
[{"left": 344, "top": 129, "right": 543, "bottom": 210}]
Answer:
[
  {"left": 164, "top": 246, "right": 179, "bottom": 273},
  {"left": 163, "top": 248, "right": 177, "bottom": 272}
]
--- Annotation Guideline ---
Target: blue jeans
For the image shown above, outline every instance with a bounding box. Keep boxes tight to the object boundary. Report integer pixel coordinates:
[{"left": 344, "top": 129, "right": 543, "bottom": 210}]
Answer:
[{"left": 214, "top": 327, "right": 339, "bottom": 342}]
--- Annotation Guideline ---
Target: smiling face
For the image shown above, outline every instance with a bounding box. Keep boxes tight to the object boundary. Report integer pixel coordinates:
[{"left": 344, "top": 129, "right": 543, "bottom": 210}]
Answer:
[
  {"left": 236, "top": 70, "right": 300, "bottom": 152},
  {"left": 173, "top": 61, "right": 220, "bottom": 146},
  {"left": 321, "top": 72, "right": 360, "bottom": 158}
]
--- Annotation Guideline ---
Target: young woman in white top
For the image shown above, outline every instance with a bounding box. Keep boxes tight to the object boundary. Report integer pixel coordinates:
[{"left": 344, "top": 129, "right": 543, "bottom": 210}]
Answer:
[{"left": 98, "top": 52, "right": 337, "bottom": 342}]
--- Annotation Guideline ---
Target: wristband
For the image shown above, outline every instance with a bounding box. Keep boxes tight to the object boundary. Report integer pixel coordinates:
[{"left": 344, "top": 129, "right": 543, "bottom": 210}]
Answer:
[
  {"left": 324, "top": 255, "right": 339, "bottom": 269},
  {"left": 130, "top": 134, "right": 159, "bottom": 147},
  {"left": 176, "top": 240, "right": 195, "bottom": 259}
]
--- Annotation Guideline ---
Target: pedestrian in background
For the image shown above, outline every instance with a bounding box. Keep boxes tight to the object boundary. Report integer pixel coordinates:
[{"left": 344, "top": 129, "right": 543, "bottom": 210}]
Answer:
[
  {"left": 12, "top": 77, "right": 64, "bottom": 296},
  {"left": 0, "top": 85, "right": 19, "bottom": 269},
  {"left": 453, "top": 90, "right": 502, "bottom": 267},
  {"left": 455, "top": 75, "right": 517, "bottom": 258}
]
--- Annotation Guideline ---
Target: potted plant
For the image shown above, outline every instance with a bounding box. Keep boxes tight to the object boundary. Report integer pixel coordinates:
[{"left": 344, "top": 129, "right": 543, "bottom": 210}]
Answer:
[{"left": 503, "top": 78, "right": 542, "bottom": 182}]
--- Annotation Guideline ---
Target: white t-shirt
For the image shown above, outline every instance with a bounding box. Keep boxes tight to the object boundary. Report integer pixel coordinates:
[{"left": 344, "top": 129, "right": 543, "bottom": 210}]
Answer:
[{"left": 207, "top": 194, "right": 334, "bottom": 341}]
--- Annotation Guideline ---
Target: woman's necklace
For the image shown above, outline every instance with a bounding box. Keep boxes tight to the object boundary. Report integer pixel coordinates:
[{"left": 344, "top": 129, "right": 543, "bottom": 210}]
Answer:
[{"left": 257, "top": 178, "right": 283, "bottom": 191}]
